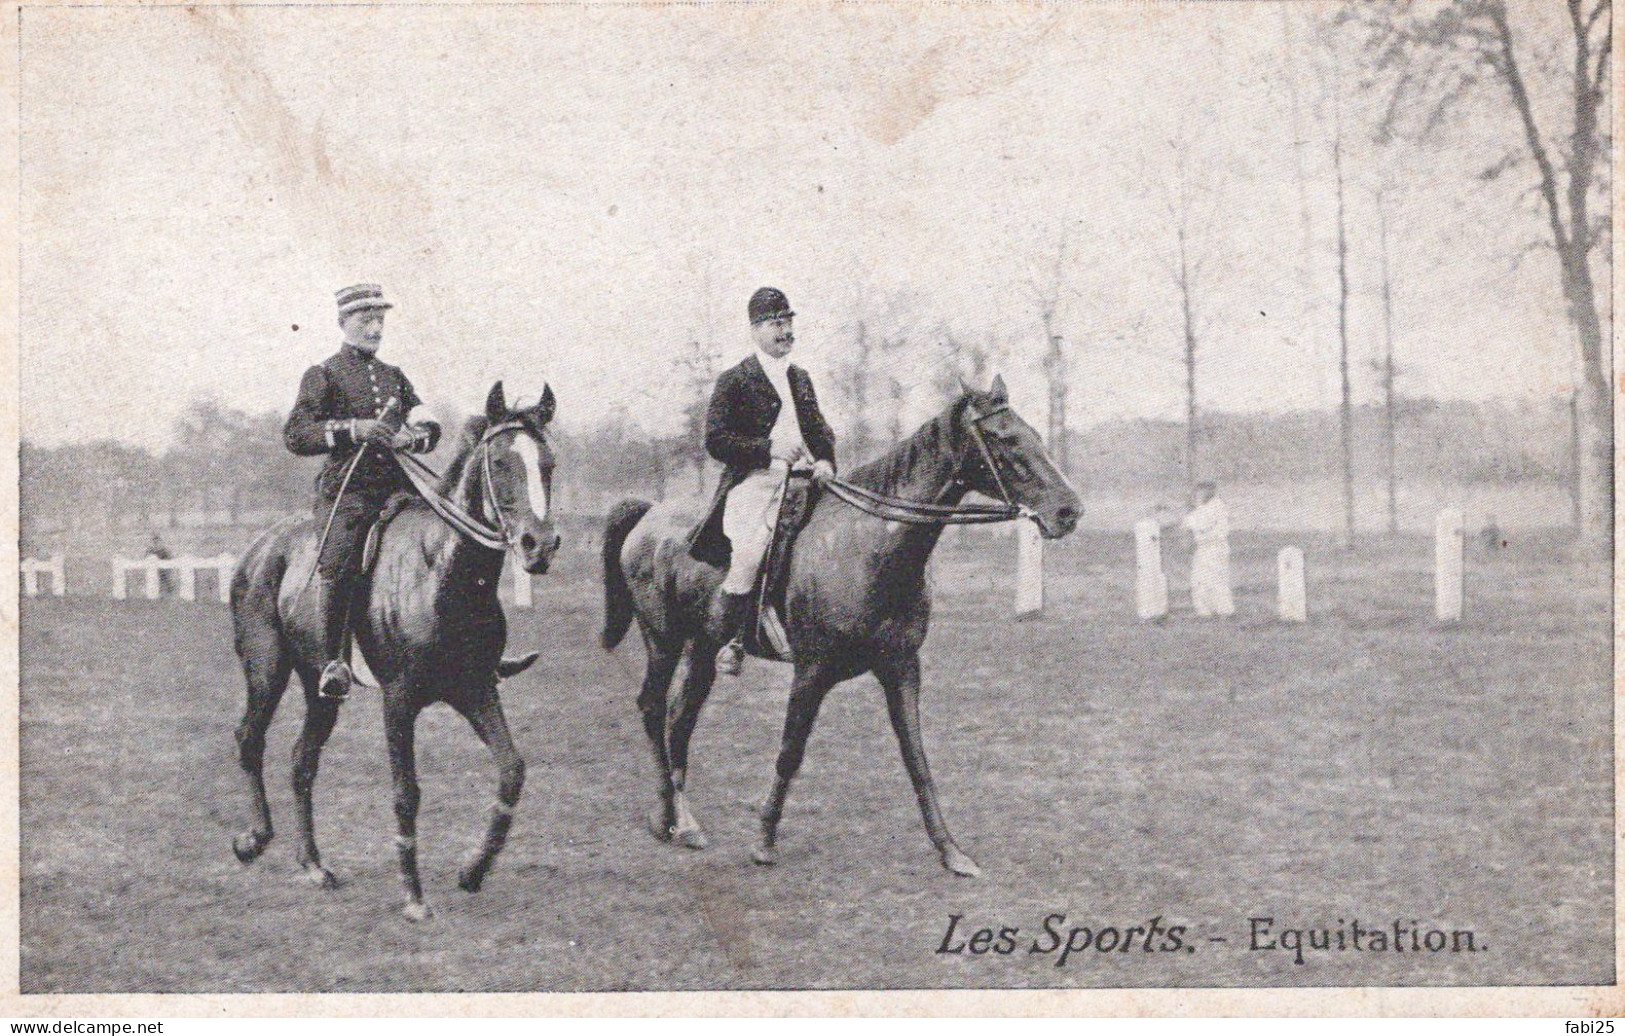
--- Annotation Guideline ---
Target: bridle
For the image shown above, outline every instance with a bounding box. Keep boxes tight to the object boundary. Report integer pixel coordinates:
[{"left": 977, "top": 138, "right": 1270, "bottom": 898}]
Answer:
[
  {"left": 394, "top": 420, "right": 545, "bottom": 552},
  {"left": 822, "top": 400, "right": 1033, "bottom": 526}
]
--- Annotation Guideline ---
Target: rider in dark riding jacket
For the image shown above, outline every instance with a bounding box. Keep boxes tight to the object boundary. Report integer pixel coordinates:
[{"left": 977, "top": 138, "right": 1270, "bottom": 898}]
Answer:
[{"left": 283, "top": 284, "right": 440, "bottom": 700}]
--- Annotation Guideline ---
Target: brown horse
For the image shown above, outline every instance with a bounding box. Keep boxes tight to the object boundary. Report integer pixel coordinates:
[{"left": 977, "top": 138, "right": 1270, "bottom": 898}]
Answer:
[
  {"left": 230, "top": 382, "right": 560, "bottom": 920},
  {"left": 601, "top": 376, "right": 1080, "bottom": 876}
]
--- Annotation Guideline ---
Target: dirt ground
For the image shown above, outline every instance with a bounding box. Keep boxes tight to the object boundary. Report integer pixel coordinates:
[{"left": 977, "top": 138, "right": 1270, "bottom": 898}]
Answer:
[{"left": 18, "top": 529, "right": 1613, "bottom": 992}]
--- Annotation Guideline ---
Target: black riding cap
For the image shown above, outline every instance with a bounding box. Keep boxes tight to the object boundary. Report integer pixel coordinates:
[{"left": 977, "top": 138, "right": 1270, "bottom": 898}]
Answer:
[{"left": 748, "top": 287, "right": 794, "bottom": 325}]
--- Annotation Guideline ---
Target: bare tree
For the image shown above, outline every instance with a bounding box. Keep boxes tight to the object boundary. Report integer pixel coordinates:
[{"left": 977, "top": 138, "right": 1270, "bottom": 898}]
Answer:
[
  {"left": 1027, "top": 229, "right": 1074, "bottom": 476},
  {"left": 672, "top": 336, "right": 723, "bottom": 496},
  {"left": 1375, "top": 188, "right": 1403, "bottom": 535},
  {"left": 1358, "top": 0, "right": 1612, "bottom": 549},
  {"left": 1158, "top": 135, "right": 1223, "bottom": 484},
  {"left": 1333, "top": 108, "right": 1357, "bottom": 546}
]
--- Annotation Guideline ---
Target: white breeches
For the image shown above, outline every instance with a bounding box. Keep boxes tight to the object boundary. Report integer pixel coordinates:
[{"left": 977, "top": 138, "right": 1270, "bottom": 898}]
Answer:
[
  {"left": 1190, "top": 544, "right": 1234, "bottom": 617},
  {"left": 720, "top": 464, "right": 788, "bottom": 595}
]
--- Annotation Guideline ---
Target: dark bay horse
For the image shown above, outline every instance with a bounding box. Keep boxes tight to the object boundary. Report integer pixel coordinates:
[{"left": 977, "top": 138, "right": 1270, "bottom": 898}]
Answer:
[
  {"left": 231, "top": 382, "right": 560, "bottom": 920},
  {"left": 601, "top": 376, "right": 1080, "bottom": 876}
]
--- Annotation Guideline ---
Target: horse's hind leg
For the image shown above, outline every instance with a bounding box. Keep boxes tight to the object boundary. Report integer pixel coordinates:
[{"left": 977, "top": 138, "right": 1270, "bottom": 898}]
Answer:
[
  {"left": 753, "top": 660, "right": 840, "bottom": 867},
  {"left": 232, "top": 636, "right": 291, "bottom": 864},
  {"left": 875, "top": 652, "right": 980, "bottom": 878},
  {"left": 451, "top": 688, "right": 525, "bottom": 893},
  {"left": 663, "top": 646, "right": 717, "bottom": 850},
  {"left": 636, "top": 637, "right": 683, "bottom": 843},
  {"left": 290, "top": 667, "right": 344, "bottom": 889},
  {"left": 385, "top": 696, "right": 431, "bottom": 920}
]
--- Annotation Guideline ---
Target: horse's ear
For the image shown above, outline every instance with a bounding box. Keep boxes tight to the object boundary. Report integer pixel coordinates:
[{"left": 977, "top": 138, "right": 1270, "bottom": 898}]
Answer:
[
  {"left": 485, "top": 382, "right": 507, "bottom": 422},
  {"left": 957, "top": 375, "right": 975, "bottom": 397},
  {"left": 535, "top": 383, "right": 556, "bottom": 425},
  {"left": 989, "top": 373, "right": 1008, "bottom": 402}
]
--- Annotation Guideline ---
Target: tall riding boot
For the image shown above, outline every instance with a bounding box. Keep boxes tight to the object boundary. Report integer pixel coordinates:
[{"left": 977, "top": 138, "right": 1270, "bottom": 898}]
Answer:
[
  {"left": 711, "top": 590, "right": 753, "bottom": 677},
  {"left": 317, "top": 573, "right": 355, "bottom": 700}
]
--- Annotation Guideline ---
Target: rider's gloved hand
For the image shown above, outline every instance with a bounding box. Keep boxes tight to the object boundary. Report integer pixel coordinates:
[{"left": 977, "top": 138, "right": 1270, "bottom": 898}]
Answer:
[
  {"left": 351, "top": 418, "right": 393, "bottom": 445},
  {"left": 811, "top": 460, "right": 836, "bottom": 484},
  {"left": 773, "top": 441, "right": 812, "bottom": 466}
]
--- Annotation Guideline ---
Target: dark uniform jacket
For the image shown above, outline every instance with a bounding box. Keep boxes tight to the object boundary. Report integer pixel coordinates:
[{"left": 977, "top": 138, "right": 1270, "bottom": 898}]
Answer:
[
  {"left": 283, "top": 343, "right": 439, "bottom": 504},
  {"left": 688, "top": 353, "right": 836, "bottom": 565}
]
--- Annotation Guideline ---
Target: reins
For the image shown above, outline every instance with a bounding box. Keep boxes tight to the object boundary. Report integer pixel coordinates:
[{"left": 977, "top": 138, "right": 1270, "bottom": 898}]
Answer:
[
  {"left": 393, "top": 420, "right": 528, "bottom": 552},
  {"left": 823, "top": 402, "right": 1030, "bottom": 526}
]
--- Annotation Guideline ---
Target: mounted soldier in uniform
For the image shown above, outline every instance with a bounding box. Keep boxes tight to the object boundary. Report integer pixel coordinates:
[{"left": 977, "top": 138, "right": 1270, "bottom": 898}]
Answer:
[
  {"left": 283, "top": 283, "right": 442, "bottom": 700},
  {"left": 688, "top": 287, "right": 836, "bottom": 675}
]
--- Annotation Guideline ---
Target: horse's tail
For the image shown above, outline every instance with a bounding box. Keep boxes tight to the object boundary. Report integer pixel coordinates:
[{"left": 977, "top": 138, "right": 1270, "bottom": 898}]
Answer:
[{"left": 601, "top": 498, "right": 653, "bottom": 651}]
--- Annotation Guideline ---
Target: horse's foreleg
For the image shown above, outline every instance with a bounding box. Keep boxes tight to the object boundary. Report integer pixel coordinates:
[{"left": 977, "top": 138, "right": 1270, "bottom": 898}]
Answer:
[
  {"left": 636, "top": 640, "right": 682, "bottom": 843},
  {"left": 753, "top": 660, "right": 839, "bottom": 867},
  {"left": 385, "top": 699, "right": 430, "bottom": 920},
  {"left": 291, "top": 675, "right": 343, "bottom": 888},
  {"left": 232, "top": 643, "right": 290, "bottom": 864},
  {"left": 876, "top": 653, "right": 980, "bottom": 878},
  {"left": 664, "top": 648, "right": 717, "bottom": 850},
  {"left": 453, "top": 690, "right": 525, "bottom": 893}
]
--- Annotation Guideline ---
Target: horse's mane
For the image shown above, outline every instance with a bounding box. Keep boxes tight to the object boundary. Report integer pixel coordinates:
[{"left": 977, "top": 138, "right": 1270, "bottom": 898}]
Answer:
[
  {"left": 846, "top": 395, "right": 971, "bottom": 493},
  {"left": 436, "top": 416, "right": 491, "bottom": 496}
]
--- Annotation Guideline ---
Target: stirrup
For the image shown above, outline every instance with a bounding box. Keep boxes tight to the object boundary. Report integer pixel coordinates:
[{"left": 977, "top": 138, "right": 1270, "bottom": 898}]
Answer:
[
  {"left": 318, "top": 660, "right": 353, "bottom": 701},
  {"left": 716, "top": 637, "right": 745, "bottom": 677}
]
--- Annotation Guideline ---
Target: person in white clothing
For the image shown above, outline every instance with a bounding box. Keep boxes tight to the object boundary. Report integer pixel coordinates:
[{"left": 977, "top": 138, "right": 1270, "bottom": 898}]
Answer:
[{"left": 1181, "top": 481, "right": 1235, "bottom": 617}]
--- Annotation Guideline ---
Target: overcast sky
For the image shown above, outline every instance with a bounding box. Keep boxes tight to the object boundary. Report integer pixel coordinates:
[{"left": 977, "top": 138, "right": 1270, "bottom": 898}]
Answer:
[{"left": 20, "top": 2, "right": 1587, "bottom": 449}]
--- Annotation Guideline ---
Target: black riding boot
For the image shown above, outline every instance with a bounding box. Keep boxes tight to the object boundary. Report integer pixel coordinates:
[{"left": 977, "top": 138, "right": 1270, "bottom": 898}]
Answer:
[
  {"left": 711, "top": 591, "right": 752, "bottom": 676},
  {"left": 317, "top": 573, "right": 355, "bottom": 700}
]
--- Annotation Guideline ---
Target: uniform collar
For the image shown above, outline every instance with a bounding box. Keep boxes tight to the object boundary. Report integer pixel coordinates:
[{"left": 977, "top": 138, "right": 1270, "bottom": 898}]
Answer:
[{"left": 340, "top": 342, "right": 380, "bottom": 364}]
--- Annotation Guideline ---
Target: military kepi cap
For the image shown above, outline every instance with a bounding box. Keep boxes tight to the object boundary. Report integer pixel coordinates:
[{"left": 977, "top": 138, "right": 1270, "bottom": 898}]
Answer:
[
  {"left": 748, "top": 286, "right": 794, "bottom": 324},
  {"left": 335, "top": 283, "right": 393, "bottom": 316}
]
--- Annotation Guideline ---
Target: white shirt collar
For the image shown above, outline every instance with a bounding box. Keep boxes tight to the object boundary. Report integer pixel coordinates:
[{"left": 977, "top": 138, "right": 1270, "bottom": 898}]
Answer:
[{"left": 755, "top": 348, "right": 792, "bottom": 380}]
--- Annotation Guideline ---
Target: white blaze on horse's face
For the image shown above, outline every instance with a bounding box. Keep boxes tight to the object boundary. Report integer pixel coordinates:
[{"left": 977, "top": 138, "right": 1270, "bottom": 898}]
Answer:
[{"left": 510, "top": 432, "right": 550, "bottom": 524}]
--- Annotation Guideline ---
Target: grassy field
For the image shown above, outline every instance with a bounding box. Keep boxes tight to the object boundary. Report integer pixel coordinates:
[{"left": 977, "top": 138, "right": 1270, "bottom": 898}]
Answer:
[{"left": 18, "top": 528, "right": 1613, "bottom": 992}]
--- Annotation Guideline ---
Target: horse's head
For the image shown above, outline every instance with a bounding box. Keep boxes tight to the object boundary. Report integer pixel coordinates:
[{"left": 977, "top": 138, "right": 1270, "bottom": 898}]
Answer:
[
  {"left": 479, "top": 381, "right": 562, "bottom": 573},
  {"left": 954, "top": 374, "right": 1081, "bottom": 539}
]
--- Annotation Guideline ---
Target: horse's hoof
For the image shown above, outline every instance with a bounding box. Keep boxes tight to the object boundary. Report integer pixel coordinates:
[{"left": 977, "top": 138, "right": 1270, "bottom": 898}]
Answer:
[
  {"left": 402, "top": 900, "right": 433, "bottom": 923},
  {"left": 646, "top": 807, "right": 675, "bottom": 843},
  {"left": 232, "top": 831, "right": 267, "bottom": 864},
  {"left": 751, "top": 844, "right": 778, "bottom": 867},
  {"left": 458, "top": 864, "right": 488, "bottom": 893},
  {"left": 300, "top": 862, "right": 341, "bottom": 889},
  {"left": 941, "top": 846, "right": 982, "bottom": 878}
]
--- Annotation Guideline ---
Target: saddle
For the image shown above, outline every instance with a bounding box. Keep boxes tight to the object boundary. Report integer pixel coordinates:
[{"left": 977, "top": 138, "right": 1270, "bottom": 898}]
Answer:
[
  {"left": 361, "top": 492, "right": 418, "bottom": 575},
  {"left": 741, "top": 474, "right": 820, "bottom": 663},
  {"left": 359, "top": 491, "right": 539, "bottom": 682}
]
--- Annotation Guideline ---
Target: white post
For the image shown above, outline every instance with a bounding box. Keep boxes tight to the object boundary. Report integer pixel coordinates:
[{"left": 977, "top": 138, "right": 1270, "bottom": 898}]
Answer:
[
  {"left": 1435, "top": 508, "right": 1464, "bottom": 622},
  {"left": 1134, "top": 518, "right": 1168, "bottom": 621},
  {"left": 216, "top": 555, "right": 235, "bottom": 603},
  {"left": 1014, "top": 520, "right": 1044, "bottom": 619},
  {"left": 1277, "top": 547, "right": 1306, "bottom": 623},
  {"left": 112, "top": 559, "right": 128, "bottom": 600},
  {"left": 49, "top": 555, "right": 64, "bottom": 595},
  {"left": 509, "top": 556, "right": 533, "bottom": 609},
  {"left": 21, "top": 564, "right": 37, "bottom": 597},
  {"left": 179, "top": 561, "right": 196, "bottom": 602},
  {"left": 143, "top": 558, "right": 160, "bottom": 600}
]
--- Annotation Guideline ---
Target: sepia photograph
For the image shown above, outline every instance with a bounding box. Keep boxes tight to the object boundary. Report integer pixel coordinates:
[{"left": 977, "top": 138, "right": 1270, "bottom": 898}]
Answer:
[{"left": 9, "top": 0, "right": 1616, "bottom": 1010}]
